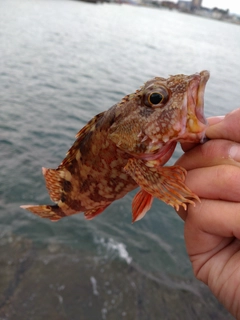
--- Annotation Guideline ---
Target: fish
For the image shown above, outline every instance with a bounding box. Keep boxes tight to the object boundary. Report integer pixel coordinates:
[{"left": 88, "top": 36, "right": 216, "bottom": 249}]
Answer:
[{"left": 21, "top": 70, "right": 209, "bottom": 223}]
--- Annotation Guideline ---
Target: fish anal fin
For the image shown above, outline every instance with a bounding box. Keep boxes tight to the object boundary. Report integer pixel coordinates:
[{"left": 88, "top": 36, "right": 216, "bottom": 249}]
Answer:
[
  {"left": 132, "top": 189, "right": 153, "bottom": 223},
  {"left": 84, "top": 205, "right": 110, "bottom": 220},
  {"left": 125, "top": 158, "right": 200, "bottom": 211}
]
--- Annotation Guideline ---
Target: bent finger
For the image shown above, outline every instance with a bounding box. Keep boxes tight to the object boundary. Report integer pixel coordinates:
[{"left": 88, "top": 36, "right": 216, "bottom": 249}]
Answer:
[
  {"left": 175, "top": 139, "right": 240, "bottom": 171},
  {"left": 177, "top": 164, "right": 240, "bottom": 220},
  {"left": 186, "top": 165, "right": 240, "bottom": 201},
  {"left": 185, "top": 200, "right": 240, "bottom": 251}
]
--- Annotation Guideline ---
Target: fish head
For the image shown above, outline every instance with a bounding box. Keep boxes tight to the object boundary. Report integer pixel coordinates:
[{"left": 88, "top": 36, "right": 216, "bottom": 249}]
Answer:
[{"left": 109, "top": 71, "right": 209, "bottom": 161}]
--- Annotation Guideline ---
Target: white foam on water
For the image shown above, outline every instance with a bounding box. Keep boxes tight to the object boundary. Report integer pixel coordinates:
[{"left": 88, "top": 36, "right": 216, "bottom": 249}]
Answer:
[
  {"left": 90, "top": 276, "right": 99, "bottom": 296},
  {"left": 107, "top": 238, "right": 132, "bottom": 264},
  {"left": 94, "top": 236, "right": 132, "bottom": 265}
]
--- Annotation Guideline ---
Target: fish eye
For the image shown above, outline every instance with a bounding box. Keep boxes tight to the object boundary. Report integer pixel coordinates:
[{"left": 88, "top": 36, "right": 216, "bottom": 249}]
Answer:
[
  {"left": 148, "top": 92, "right": 163, "bottom": 105},
  {"left": 145, "top": 86, "right": 169, "bottom": 108}
]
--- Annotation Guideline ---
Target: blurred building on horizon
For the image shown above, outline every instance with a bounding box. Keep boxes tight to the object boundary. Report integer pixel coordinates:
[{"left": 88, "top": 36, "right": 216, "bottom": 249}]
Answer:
[{"left": 191, "top": 0, "right": 202, "bottom": 9}]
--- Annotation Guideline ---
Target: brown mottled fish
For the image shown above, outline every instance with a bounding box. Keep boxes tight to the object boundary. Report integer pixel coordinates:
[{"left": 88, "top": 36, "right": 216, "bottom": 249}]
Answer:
[{"left": 21, "top": 71, "right": 209, "bottom": 222}]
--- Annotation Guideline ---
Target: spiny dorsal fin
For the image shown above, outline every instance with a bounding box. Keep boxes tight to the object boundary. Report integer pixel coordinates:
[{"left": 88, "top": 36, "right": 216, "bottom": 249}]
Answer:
[
  {"left": 61, "top": 112, "right": 105, "bottom": 166},
  {"left": 75, "top": 112, "right": 105, "bottom": 138}
]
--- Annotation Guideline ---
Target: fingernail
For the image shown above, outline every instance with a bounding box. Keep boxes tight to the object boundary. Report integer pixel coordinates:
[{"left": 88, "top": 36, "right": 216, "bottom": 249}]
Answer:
[{"left": 229, "top": 145, "right": 240, "bottom": 162}]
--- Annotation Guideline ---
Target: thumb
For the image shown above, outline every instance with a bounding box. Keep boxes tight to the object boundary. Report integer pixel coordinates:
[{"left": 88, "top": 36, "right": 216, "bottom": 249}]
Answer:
[{"left": 207, "top": 108, "right": 240, "bottom": 142}]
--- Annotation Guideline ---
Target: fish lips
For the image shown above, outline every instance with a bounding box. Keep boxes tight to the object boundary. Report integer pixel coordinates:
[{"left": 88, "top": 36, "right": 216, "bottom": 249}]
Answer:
[{"left": 179, "top": 70, "right": 209, "bottom": 143}]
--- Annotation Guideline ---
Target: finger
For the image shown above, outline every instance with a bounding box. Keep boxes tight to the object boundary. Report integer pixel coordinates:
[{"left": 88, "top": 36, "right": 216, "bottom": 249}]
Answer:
[
  {"left": 175, "top": 139, "right": 240, "bottom": 171},
  {"left": 177, "top": 164, "right": 240, "bottom": 220},
  {"left": 207, "top": 108, "right": 240, "bottom": 142},
  {"left": 183, "top": 199, "right": 240, "bottom": 304},
  {"left": 207, "top": 116, "right": 225, "bottom": 126},
  {"left": 180, "top": 116, "right": 225, "bottom": 152},
  {"left": 184, "top": 200, "right": 240, "bottom": 252},
  {"left": 180, "top": 142, "right": 199, "bottom": 153},
  {"left": 186, "top": 165, "right": 240, "bottom": 201},
  {"left": 177, "top": 207, "right": 188, "bottom": 221}
]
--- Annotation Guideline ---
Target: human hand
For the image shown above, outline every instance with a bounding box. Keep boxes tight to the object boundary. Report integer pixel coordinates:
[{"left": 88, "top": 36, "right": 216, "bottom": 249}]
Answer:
[{"left": 175, "top": 108, "right": 240, "bottom": 318}]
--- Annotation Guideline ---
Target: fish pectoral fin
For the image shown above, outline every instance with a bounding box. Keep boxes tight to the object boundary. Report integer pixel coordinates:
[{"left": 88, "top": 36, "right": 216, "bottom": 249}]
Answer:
[
  {"left": 84, "top": 205, "right": 110, "bottom": 220},
  {"left": 132, "top": 189, "right": 153, "bottom": 223},
  {"left": 124, "top": 158, "right": 200, "bottom": 211}
]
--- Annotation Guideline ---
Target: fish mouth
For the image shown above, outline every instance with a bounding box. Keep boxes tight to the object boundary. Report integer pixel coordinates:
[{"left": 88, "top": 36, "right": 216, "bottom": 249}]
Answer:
[{"left": 179, "top": 70, "right": 209, "bottom": 142}]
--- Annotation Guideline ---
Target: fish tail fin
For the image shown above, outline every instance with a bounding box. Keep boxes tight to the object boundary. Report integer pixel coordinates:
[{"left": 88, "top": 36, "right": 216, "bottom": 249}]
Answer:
[
  {"left": 20, "top": 204, "right": 66, "bottom": 221},
  {"left": 42, "top": 167, "right": 63, "bottom": 202}
]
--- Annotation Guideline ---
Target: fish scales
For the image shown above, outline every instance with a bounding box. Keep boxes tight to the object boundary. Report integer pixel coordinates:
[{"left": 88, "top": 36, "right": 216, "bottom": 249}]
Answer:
[{"left": 21, "top": 71, "right": 210, "bottom": 222}]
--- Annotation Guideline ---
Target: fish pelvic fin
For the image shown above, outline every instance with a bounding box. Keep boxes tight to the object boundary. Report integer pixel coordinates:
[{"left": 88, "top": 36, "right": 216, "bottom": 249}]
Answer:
[
  {"left": 125, "top": 158, "right": 200, "bottom": 212},
  {"left": 132, "top": 189, "right": 153, "bottom": 223}
]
